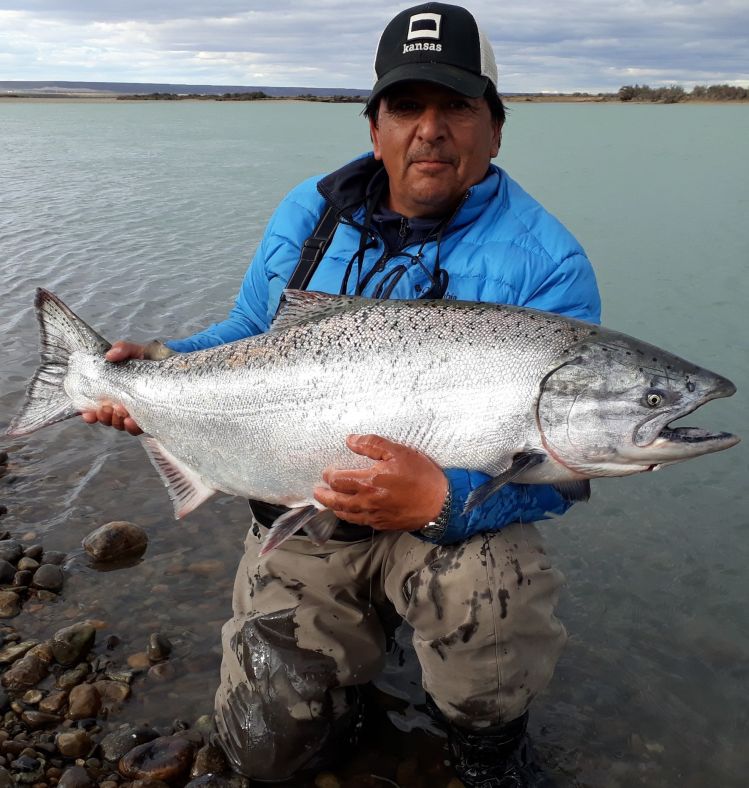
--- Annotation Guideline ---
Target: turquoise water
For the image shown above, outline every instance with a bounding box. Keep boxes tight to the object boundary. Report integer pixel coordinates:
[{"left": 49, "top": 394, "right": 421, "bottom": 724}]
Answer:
[{"left": 1, "top": 100, "right": 747, "bottom": 786}]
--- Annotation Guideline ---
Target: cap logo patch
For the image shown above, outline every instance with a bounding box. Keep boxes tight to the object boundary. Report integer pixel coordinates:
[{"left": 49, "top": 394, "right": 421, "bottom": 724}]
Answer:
[{"left": 407, "top": 13, "right": 441, "bottom": 40}]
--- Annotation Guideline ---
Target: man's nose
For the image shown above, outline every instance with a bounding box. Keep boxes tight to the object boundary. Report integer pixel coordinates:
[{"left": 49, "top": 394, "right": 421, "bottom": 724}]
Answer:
[{"left": 416, "top": 105, "right": 447, "bottom": 141}]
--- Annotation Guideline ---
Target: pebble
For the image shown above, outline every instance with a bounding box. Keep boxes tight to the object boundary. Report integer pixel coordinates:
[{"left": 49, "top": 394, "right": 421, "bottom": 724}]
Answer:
[
  {"left": 67, "top": 684, "right": 101, "bottom": 720},
  {"left": 57, "top": 764, "right": 94, "bottom": 787},
  {"left": 32, "top": 564, "right": 64, "bottom": 593},
  {"left": 146, "top": 633, "right": 172, "bottom": 663},
  {"left": 57, "top": 664, "right": 90, "bottom": 691},
  {"left": 50, "top": 624, "right": 96, "bottom": 667},
  {"left": 17, "top": 557, "right": 39, "bottom": 573},
  {"left": 118, "top": 735, "right": 195, "bottom": 782},
  {"left": 13, "top": 570, "right": 33, "bottom": 587},
  {"left": 0, "top": 766, "right": 11, "bottom": 788},
  {"left": 40, "top": 551, "right": 67, "bottom": 566},
  {"left": 82, "top": 522, "right": 148, "bottom": 563},
  {"left": 0, "top": 542, "right": 23, "bottom": 564},
  {"left": 22, "top": 545, "right": 43, "bottom": 560},
  {"left": 0, "top": 562, "right": 15, "bottom": 585},
  {"left": 189, "top": 743, "right": 227, "bottom": 778},
  {"left": 56, "top": 730, "right": 93, "bottom": 759},
  {"left": 93, "top": 680, "right": 130, "bottom": 705},
  {"left": 127, "top": 652, "right": 151, "bottom": 670},
  {"left": 0, "top": 640, "right": 37, "bottom": 665},
  {"left": 39, "top": 690, "right": 68, "bottom": 714},
  {"left": 1, "top": 653, "right": 49, "bottom": 689},
  {"left": 0, "top": 592, "right": 20, "bottom": 620},
  {"left": 99, "top": 725, "right": 160, "bottom": 763},
  {"left": 21, "top": 689, "right": 43, "bottom": 704}
]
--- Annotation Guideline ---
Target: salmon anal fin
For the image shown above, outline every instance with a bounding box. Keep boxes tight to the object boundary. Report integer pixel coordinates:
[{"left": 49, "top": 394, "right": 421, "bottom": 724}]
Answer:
[
  {"left": 139, "top": 436, "right": 215, "bottom": 518},
  {"left": 259, "top": 505, "right": 337, "bottom": 557}
]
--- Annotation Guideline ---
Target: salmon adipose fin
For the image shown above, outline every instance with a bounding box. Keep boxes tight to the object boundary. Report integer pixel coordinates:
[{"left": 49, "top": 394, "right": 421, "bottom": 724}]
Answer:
[
  {"left": 140, "top": 436, "right": 217, "bottom": 519},
  {"left": 259, "top": 506, "right": 338, "bottom": 557},
  {"left": 7, "top": 288, "right": 111, "bottom": 437}
]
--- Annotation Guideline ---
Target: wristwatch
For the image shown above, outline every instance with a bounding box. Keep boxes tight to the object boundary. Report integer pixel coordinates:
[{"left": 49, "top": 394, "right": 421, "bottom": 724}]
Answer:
[{"left": 420, "top": 484, "right": 452, "bottom": 541}]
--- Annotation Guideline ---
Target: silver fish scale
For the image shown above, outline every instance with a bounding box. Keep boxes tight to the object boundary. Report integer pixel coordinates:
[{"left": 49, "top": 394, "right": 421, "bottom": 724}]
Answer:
[{"left": 65, "top": 299, "right": 590, "bottom": 508}]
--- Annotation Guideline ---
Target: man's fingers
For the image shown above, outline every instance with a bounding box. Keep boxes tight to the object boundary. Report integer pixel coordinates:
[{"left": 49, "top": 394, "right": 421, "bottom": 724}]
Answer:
[
  {"left": 105, "top": 341, "right": 145, "bottom": 363},
  {"left": 321, "top": 467, "right": 376, "bottom": 493},
  {"left": 346, "top": 433, "right": 398, "bottom": 461}
]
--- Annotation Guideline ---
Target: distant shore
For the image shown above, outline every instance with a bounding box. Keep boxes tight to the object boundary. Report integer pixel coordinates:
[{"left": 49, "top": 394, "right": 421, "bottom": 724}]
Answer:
[{"left": 1, "top": 91, "right": 746, "bottom": 104}]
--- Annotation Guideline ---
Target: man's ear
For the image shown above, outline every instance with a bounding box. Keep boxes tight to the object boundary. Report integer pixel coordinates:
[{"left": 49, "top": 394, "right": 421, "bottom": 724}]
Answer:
[
  {"left": 370, "top": 117, "right": 382, "bottom": 161},
  {"left": 491, "top": 121, "right": 502, "bottom": 158}
]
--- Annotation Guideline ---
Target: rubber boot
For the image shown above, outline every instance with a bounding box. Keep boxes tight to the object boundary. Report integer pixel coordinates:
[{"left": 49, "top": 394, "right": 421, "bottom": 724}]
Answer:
[{"left": 425, "top": 696, "right": 557, "bottom": 788}]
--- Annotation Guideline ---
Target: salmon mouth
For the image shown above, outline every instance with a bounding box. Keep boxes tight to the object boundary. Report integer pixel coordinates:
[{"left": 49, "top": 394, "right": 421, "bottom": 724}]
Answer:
[{"left": 658, "top": 426, "right": 739, "bottom": 445}]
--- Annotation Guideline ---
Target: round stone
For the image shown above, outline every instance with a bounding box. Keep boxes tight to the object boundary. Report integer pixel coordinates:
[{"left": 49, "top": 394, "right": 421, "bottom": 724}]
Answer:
[
  {"left": 118, "top": 735, "right": 195, "bottom": 782},
  {"left": 32, "top": 564, "right": 64, "bottom": 592},
  {"left": 50, "top": 623, "right": 96, "bottom": 666},
  {"left": 0, "top": 591, "right": 20, "bottom": 619},
  {"left": 82, "top": 522, "right": 148, "bottom": 563},
  {"left": 56, "top": 730, "right": 92, "bottom": 759}
]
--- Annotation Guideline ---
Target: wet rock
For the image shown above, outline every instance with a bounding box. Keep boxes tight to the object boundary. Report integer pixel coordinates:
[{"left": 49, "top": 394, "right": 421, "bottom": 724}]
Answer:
[
  {"left": 40, "top": 550, "right": 67, "bottom": 566},
  {"left": 147, "top": 661, "right": 175, "bottom": 681},
  {"left": 190, "top": 743, "right": 227, "bottom": 778},
  {"left": 28, "top": 641, "right": 54, "bottom": 664},
  {"left": 127, "top": 651, "right": 151, "bottom": 670},
  {"left": 13, "top": 570, "right": 33, "bottom": 587},
  {"left": 38, "top": 689, "right": 68, "bottom": 714},
  {"left": 118, "top": 735, "right": 195, "bottom": 782},
  {"left": 0, "top": 591, "right": 20, "bottom": 619},
  {"left": 67, "top": 683, "right": 101, "bottom": 719},
  {"left": 57, "top": 765, "right": 94, "bottom": 787},
  {"left": 147, "top": 633, "right": 172, "bottom": 662},
  {"left": 185, "top": 777, "right": 235, "bottom": 787},
  {"left": 0, "top": 688, "right": 9, "bottom": 712},
  {"left": 82, "top": 521, "right": 148, "bottom": 563},
  {"left": 0, "top": 639, "right": 37, "bottom": 664},
  {"left": 32, "top": 563, "right": 64, "bottom": 592},
  {"left": 100, "top": 724, "right": 159, "bottom": 762},
  {"left": 93, "top": 679, "right": 130, "bottom": 705},
  {"left": 21, "top": 688, "right": 43, "bottom": 704},
  {"left": 1, "top": 653, "right": 49, "bottom": 689},
  {"left": 57, "top": 663, "right": 90, "bottom": 691},
  {"left": 0, "top": 560, "right": 15, "bottom": 584},
  {"left": 17, "top": 556, "right": 39, "bottom": 572},
  {"left": 23, "top": 544, "right": 43, "bottom": 560},
  {"left": 10, "top": 754, "right": 44, "bottom": 782},
  {"left": 56, "top": 729, "right": 92, "bottom": 759},
  {"left": 104, "top": 665, "right": 136, "bottom": 684},
  {"left": 0, "top": 766, "right": 12, "bottom": 788},
  {"left": 0, "top": 540, "right": 23, "bottom": 564},
  {"left": 0, "top": 451, "right": 6, "bottom": 465},
  {"left": 20, "top": 709, "right": 62, "bottom": 729},
  {"left": 50, "top": 623, "right": 96, "bottom": 666}
]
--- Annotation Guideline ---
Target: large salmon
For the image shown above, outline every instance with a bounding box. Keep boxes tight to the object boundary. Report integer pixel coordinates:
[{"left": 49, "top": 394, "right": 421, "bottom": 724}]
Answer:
[{"left": 7, "top": 289, "right": 739, "bottom": 554}]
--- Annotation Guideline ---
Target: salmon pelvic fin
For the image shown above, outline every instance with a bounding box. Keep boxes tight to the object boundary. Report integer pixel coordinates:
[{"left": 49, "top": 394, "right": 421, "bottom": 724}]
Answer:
[{"left": 6, "top": 289, "right": 112, "bottom": 437}]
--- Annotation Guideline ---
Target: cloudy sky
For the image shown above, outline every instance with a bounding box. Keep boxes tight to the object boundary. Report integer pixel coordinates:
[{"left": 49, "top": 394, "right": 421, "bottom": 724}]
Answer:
[{"left": 1, "top": 1, "right": 747, "bottom": 93}]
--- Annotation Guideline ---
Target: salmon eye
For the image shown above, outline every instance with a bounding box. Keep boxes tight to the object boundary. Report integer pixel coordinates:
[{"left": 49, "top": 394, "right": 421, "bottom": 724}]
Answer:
[{"left": 645, "top": 392, "right": 663, "bottom": 407}]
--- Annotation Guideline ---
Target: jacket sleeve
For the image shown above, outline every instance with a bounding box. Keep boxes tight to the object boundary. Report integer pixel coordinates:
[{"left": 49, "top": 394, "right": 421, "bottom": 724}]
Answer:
[
  {"left": 165, "top": 179, "right": 324, "bottom": 353},
  {"left": 420, "top": 251, "right": 602, "bottom": 545}
]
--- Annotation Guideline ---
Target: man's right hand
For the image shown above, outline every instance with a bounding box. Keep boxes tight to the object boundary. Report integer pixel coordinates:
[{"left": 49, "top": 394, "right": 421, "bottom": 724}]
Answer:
[{"left": 80, "top": 341, "right": 147, "bottom": 435}]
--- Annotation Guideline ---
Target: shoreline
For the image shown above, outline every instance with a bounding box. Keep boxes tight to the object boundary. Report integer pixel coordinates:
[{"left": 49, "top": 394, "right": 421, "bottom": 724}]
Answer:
[{"left": 1, "top": 93, "right": 747, "bottom": 105}]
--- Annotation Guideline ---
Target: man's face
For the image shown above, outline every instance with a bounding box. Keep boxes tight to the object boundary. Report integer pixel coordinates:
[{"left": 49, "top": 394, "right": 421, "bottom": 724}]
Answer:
[{"left": 370, "top": 82, "right": 502, "bottom": 219}]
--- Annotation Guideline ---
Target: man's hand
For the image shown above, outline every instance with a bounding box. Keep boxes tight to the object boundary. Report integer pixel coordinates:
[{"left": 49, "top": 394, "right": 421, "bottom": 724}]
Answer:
[
  {"left": 313, "top": 434, "right": 448, "bottom": 531},
  {"left": 80, "top": 341, "right": 147, "bottom": 436}
]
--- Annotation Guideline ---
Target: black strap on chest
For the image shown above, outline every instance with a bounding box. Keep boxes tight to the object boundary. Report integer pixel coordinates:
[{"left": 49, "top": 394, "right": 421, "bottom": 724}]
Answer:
[{"left": 286, "top": 202, "right": 339, "bottom": 291}]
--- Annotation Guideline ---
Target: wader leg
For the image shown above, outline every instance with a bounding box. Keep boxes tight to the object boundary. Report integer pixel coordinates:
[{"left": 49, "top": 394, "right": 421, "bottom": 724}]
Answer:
[
  {"left": 383, "top": 523, "right": 567, "bottom": 729},
  {"left": 215, "top": 524, "right": 386, "bottom": 782}
]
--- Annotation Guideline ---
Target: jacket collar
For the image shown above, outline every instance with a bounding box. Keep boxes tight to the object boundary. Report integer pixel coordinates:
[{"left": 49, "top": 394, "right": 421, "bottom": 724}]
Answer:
[{"left": 317, "top": 152, "right": 503, "bottom": 230}]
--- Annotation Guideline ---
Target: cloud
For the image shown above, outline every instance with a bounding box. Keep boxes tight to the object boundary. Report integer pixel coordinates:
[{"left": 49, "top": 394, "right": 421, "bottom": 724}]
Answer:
[{"left": 0, "top": 1, "right": 747, "bottom": 91}]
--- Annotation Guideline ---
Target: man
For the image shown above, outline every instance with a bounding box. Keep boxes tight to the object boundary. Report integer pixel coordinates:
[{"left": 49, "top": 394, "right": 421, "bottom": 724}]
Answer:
[{"left": 84, "top": 4, "right": 600, "bottom": 786}]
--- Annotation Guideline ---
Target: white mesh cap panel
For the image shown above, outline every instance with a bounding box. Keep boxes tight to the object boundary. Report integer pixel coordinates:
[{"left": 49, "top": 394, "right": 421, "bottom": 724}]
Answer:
[{"left": 477, "top": 26, "right": 498, "bottom": 88}]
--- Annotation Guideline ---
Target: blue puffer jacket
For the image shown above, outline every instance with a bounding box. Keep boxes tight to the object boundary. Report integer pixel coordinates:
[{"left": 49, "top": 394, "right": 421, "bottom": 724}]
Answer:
[{"left": 166, "top": 154, "right": 601, "bottom": 544}]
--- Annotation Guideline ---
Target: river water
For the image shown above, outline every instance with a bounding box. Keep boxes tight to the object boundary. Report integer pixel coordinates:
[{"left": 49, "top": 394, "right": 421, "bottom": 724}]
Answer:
[{"left": 0, "top": 99, "right": 747, "bottom": 786}]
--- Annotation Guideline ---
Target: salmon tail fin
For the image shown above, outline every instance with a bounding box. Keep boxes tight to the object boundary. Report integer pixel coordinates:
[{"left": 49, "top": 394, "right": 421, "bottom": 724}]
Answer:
[{"left": 6, "top": 288, "right": 111, "bottom": 437}]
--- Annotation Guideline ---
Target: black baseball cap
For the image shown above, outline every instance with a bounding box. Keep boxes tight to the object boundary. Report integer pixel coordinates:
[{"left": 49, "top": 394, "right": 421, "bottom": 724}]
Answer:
[{"left": 367, "top": 2, "right": 498, "bottom": 107}]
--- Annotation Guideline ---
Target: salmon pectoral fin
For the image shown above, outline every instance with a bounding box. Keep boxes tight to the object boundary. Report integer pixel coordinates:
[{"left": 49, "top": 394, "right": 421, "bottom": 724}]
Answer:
[
  {"left": 258, "top": 506, "right": 337, "bottom": 557},
  {"left": 139, "top": 436, "right": 216, "bottom": 519},
  {"left": 463, "top": 451, "right": 546, "bottom": 514}
]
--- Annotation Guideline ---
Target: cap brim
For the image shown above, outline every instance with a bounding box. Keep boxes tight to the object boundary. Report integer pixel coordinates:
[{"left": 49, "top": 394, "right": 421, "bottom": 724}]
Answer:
[{"left": 367, "top": 62, "right": 489, "bottom": 107}]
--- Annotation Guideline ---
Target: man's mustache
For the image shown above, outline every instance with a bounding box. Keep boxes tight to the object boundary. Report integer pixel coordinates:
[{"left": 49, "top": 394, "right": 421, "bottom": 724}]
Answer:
[{"left": 407, "top": 148, "right": 457, "bottom": 166}]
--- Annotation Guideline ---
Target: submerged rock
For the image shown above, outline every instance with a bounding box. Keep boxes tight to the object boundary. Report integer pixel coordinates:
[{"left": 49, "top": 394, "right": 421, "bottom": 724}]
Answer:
[
  {"left": 2, "top": 652, "right": 49, "bottom": 689},
  {"left": 0, "top": 591, "right": 20, "bottom": 619},
  {"left": 118, "top": 734, "right": 196, "bottom": 782},
  {"left": 50, "top": 622, "right": 96, "bottom": 666},
  {"left": 32, "top": 563, "right": 64, "bottom": 592},
  {"left": 82, "top": 521, "right": 148, "bottom": 563},
  {"left": 100, "top": 724, "right": 160, "bottom": 763}
]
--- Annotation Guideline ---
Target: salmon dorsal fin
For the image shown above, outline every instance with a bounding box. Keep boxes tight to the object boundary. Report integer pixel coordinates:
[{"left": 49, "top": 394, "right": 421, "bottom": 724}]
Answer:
[{"left": 270, "top": 290, "right": 367, "bottom": 333}]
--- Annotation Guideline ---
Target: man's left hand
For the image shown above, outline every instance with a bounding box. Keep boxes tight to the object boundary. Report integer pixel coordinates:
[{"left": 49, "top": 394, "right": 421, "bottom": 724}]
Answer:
[{"left": 313, "top": 434, "right": 448, "bottom": 531}]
